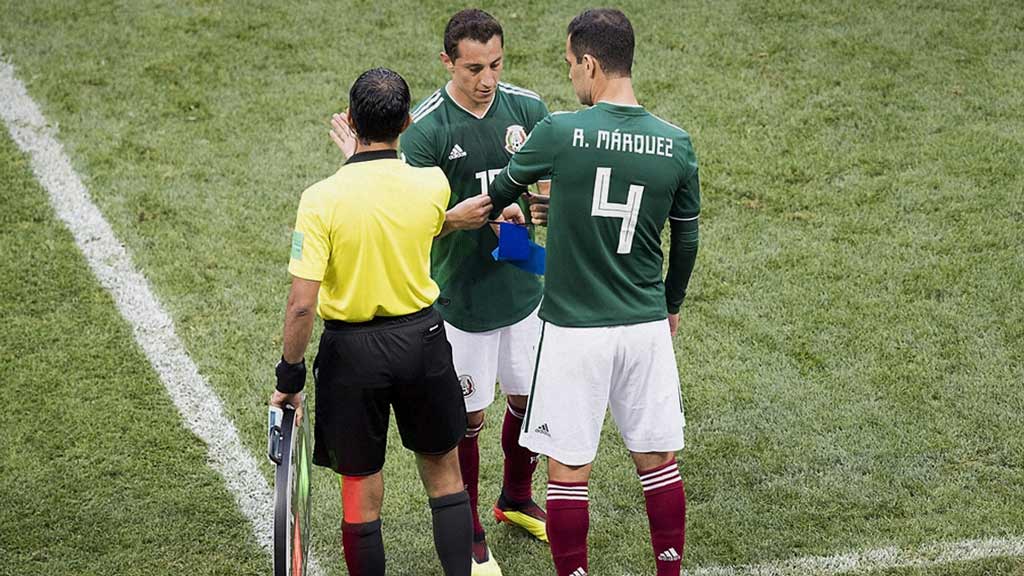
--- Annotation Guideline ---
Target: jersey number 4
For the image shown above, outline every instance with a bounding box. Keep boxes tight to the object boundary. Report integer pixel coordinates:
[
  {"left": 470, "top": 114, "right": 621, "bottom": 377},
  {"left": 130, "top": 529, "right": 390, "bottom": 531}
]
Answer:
[{"left": 591, "top": 167, "right": 644, "bottom": 254}]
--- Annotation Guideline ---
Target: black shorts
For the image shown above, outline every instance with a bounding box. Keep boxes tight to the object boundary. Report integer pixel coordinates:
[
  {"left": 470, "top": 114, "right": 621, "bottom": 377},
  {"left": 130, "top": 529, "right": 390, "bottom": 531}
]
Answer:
[{"left": 312, "top": 306, "right": 467, "bottom": 476}]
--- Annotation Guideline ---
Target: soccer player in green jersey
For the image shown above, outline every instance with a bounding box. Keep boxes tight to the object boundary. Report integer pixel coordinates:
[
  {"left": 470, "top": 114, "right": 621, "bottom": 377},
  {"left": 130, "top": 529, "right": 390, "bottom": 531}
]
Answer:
[
  {"left": 330, "top": 10, "right": 551, "bottom": 576},
  {"left": 486, "top": 9, "right": 700, "bottom": 576}
]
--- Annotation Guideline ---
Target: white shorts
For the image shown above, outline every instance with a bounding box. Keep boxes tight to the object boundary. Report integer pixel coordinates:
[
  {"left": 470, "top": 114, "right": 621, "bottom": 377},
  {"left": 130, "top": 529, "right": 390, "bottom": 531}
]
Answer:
[
  {"left": 445, "top": 306, "right": 542, "bottom": 413},
  {"left": 519, "top": 319, "right": 685, "bottom": 466}
]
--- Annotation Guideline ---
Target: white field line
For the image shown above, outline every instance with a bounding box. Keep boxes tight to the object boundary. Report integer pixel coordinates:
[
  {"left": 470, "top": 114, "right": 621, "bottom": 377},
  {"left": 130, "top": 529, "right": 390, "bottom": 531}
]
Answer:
[
  {"left": 687, "top": 536, "right": 1024, "bottom": 575},
  {"left": 0, "top": 55, "right": 322, "bottom": 575},
  {"left": 5, "top": 53, "right": 1024, "bottom": 576}
]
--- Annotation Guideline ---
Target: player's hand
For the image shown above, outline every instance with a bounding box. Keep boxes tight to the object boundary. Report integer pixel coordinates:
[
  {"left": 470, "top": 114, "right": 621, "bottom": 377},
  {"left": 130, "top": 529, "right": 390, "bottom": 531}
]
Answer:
[
  {"left": 668, "top": 313, "right": 680, "bottom": 337},
  {"left": 489, "top": 203, "right": 526, "bottom": 237},
  {"left": 329, "top": 111, "right": 357, "bottom": 160},
  {"left": 501, "top": 203, "right": 527, "bottom": 225},
  {"left": 446, "top": 194, "right": 493, "bottom": 230},
  {"left": 526, "top": 192, "right": 549, "bottom": 226}
]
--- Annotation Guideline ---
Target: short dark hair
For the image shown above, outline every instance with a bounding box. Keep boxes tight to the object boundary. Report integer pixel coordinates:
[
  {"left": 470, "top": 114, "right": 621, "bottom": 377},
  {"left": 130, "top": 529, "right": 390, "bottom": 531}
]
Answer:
[
  {"left": 444, "top": 9, "right": 503, "bottom": 61},
  {"left": 348, "top": 67, "right": 410, "bottom": 144},
  {"left": 567, "top": 8, "right": 634, "bottom": 77}
]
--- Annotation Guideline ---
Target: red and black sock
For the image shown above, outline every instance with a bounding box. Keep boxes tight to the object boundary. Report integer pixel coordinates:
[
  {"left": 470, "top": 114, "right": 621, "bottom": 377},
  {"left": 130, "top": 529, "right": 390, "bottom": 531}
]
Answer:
[
  {"left": 457, "top": 421, "right": 485, "bottom": 537},
  {"left": 546, "top": 481, "right": 589, "bottom": 576},
  {"left": 501, "top": 402, "right": 538, "bottom": 503},
  {"left": 638, "top": 461, "right": 686, "bottom": 576},
  {"left": 342, "top": 519, "right": 385, "bottom": 576}
]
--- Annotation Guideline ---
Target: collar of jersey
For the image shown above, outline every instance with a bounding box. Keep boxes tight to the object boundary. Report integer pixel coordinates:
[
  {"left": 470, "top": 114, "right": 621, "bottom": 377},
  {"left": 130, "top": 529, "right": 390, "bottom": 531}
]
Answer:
[
  {"left": 595, "top": 101, "right": 646, "bottom": 114},
  {"left": 345, "top": 149, "right": 400, "bottom": 164},
  {"left": 445, "top": 81, "right": 497, "bottom": 120}
]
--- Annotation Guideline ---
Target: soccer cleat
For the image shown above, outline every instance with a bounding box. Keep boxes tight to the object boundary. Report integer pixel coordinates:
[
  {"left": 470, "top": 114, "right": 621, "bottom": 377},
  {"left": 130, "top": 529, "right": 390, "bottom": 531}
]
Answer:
[
  {"left": 493, "top": 492, "right": 548, "bottom": 543},
  {"left": 471, "top": 534, "right": 503, "bottom": 576}
]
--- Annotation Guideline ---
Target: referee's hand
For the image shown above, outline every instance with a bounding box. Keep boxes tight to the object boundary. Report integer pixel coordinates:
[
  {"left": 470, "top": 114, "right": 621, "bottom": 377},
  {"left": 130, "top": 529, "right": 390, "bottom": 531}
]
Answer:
[
  {"left": 329, "top": 112, "right": 357, "bottom": 160},
  {"left": 446, "top": 194, "right": 493, "bottom": 230},
  {"left": 270, "top": 390, "right": 303, "bottom": 410}
]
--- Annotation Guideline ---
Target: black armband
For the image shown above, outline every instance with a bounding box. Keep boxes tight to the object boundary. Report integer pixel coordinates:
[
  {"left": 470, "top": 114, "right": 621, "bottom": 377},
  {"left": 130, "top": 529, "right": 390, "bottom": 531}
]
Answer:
[{"left": 275, "top": 356, "right": 307, "bottom": 394}]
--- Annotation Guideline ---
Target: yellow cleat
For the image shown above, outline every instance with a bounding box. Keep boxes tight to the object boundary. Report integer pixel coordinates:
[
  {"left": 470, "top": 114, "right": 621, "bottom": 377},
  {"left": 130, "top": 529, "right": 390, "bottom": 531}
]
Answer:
[
  {"left": 471, "top": 537, "right": 504, "bottom": 576},
  {"left": 493, "top": 494, "right": 548, "bottom": 543}
]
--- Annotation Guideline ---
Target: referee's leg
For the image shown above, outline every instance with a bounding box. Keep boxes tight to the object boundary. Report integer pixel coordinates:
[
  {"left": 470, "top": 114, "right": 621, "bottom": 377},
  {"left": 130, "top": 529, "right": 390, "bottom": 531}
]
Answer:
[
  {"left": 394, "top": 310, "right": 472, "bottom": 576},
  {"left": 418, "top": 448, "right": 473, "bottom": 576},
  {"left": 340, "top": 472, "right": 386, "bottom": 576}
]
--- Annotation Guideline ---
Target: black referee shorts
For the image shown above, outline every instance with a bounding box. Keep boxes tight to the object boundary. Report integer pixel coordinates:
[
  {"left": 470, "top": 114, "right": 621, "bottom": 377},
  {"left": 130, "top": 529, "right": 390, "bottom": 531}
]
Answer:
[{"left": 312, "top": 306, "right": 467, "bottom": 476}]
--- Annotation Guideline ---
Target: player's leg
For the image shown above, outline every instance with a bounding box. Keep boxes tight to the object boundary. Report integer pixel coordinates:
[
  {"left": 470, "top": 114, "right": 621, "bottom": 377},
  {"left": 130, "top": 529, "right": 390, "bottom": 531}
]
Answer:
[
  {"left": 393, "top": 309, "right": 474, "bottom": 576},
  {"left": 444, "top": 321, "right": 503, "bottom": 573},
  {"left": 493, "top": 307, "right": 547, "bottom": 541},
  {"left": 311, "top": 327, "right": 394, "bottom": 576},
  {"left": 518, "top": 322, "right": 613, "bottom": 576},
  {"left": 547, "top": 459, "right": 593, "bottom": 576},
  {"left": 609, "top": 319, "right": 687, "bottom": 576}
]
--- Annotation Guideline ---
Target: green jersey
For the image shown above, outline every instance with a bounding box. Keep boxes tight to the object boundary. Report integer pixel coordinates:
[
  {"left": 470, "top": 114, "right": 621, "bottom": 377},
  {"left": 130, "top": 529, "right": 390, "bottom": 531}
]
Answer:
[
  {"left": 490, "top": 102, "right": 701, "bottom": 327},
  {"left": 401, "top": 82, "right": 549, "bottom": 332}
]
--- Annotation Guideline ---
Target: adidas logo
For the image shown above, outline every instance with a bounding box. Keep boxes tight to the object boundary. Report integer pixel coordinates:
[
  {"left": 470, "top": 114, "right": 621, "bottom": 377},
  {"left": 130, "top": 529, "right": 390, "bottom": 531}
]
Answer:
[
  {"left": 570, "top": 568, "right": 587, "bottom": 576},
  {"left": 658, "top": 547, "right": 681, "bottom": 562},
  {"left": 533, "top": 423, "right": 550, "bottom": 437},
  {"left": 448, "top": 144, "right": 467, "bottom": 160}
]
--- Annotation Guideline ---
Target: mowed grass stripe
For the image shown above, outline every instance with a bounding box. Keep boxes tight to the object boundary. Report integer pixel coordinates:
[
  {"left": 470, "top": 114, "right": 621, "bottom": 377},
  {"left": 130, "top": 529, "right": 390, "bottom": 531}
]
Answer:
[
  {"left": 0, "top": 128, "right": 266, "bottom": 574},
  {"left": 0, "top": 55, "right": 324, "bottom": 575},
  {"left": 1, "top": 2, "right": 1022, "bottom": 575}
]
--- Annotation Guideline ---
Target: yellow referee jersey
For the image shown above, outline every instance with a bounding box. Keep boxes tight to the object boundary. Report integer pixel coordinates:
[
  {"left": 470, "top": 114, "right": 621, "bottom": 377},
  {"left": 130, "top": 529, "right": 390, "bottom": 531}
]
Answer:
[{"left": 287, "top": 150, "right": 450, "bottom": 322}]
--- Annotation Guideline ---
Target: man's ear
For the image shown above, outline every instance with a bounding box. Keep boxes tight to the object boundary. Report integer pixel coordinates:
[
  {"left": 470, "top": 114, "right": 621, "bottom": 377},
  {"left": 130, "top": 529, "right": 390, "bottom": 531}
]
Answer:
[
  {"left": 440, "top": 51, "right": 455, "bottom": 73},
  {"left": 400, "top": 113, "right": 412, "bottom": 134},
  {"left": 583, "top": 54, "right": 599, "bottom": 79},
  {"left": 345, "top": 108, "right": 358, "bottom": 132}
]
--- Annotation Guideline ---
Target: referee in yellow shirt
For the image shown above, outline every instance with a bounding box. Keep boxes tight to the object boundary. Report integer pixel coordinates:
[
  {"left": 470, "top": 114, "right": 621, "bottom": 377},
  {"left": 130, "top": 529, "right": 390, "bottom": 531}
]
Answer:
[{"left": 270, "top": 68, "right": 472, "bottom": 576}]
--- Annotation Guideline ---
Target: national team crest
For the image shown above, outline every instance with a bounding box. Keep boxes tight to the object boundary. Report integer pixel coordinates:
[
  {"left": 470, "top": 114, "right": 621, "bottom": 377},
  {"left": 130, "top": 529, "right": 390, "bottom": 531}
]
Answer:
[
  {"left": 505, "top": 124, "right": 528, "bottom": 154},
  {"left": 459, "top": 375, "right": 475, "bottom": 397}
]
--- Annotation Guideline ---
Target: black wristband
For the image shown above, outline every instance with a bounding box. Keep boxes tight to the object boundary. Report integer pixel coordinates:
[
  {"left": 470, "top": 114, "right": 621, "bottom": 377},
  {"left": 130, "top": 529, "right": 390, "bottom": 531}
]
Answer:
[{"left": 275, "top": 356, "right": 306, "bottom": 394}]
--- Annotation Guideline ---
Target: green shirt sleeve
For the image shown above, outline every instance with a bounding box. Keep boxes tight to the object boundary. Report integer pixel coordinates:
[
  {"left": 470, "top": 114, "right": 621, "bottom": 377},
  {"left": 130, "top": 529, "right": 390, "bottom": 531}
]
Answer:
[
  {"left": 669, "top": 135, "right": 701, "bottom": 220},
  {"left": 399, "top": 123, "right": 437, "bottom": 168},
  {"left": 489, "top": 114, "right": 557, "bottom": 216},
  {"left": 665, "top": 218, "right": 699, "bottom": 314},
  {"left": 665, "top": 135, "right": 701, "bottom": 313},
  {"left": 528, "top": 100, "right": 552, "bottom": 182}
]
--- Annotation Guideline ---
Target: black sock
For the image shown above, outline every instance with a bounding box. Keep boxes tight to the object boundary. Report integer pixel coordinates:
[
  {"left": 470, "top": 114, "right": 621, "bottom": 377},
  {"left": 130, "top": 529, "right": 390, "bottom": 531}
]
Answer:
[
  {"left": 342, "top": 519, "right": 385, "bottom": 576},
  {"left": 429, "top": 491, "right": 473, "bottom": 576}
]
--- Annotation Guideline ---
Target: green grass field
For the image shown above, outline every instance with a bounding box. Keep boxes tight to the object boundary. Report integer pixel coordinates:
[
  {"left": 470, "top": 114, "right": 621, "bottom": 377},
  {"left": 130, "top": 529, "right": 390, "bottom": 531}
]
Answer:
[{"left": 1, "top": 1, "right": 1023, "bottom": 575}]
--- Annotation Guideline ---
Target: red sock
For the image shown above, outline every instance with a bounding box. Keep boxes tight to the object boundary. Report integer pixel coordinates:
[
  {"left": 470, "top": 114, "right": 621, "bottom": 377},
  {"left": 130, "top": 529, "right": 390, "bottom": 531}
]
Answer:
[
  {"left": 458, "top": 422, "right": 484, "bottom": 537},
  {"left": 638, "top": 461, "right": 686, "bottom": 576},
  {"left": 501, "top": 402, "right": 538, "bottom": 502},
  {"left": 546, "top": 481, "right": 589, "bottom": 576}
]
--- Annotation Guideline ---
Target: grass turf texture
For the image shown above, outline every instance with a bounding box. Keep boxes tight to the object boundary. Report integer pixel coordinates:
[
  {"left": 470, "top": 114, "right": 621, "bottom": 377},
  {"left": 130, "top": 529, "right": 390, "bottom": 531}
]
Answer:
[
  {"left": 0, "top": 132, "right": 266, "bottom": 575},
  {"left": 1, "top": 0, "right": 1022, "bottom": 575}
]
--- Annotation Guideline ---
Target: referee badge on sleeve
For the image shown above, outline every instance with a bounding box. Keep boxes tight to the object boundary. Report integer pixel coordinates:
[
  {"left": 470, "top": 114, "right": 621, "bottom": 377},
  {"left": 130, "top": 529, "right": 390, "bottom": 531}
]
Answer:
[{"left": 290, "top": 230, "right": 304, "bottom": 260}]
